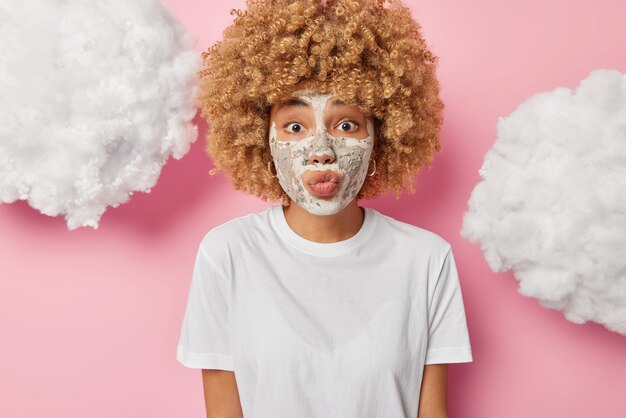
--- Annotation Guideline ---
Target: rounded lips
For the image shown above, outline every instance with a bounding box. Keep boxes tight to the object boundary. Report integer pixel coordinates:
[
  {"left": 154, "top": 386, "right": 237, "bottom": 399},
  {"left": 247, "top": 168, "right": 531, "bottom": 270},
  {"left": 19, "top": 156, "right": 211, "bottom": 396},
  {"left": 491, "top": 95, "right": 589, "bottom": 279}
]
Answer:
[
  {"left": 307, "top": 170, "right": 341, "bottom": 185},
  {"left": 303, "top": 170, "right": 343, "bottom": 198}
]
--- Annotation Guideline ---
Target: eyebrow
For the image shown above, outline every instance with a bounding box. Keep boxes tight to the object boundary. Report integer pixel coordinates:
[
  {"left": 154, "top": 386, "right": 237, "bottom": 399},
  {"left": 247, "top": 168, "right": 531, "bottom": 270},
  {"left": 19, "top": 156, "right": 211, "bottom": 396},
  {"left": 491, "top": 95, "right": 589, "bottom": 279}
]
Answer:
[
  {"left": 278, "top": 98, "right": 310, "bottom": 109},
  {"left": 279, "top": 97, "right": 354, "bottom": 108},
  {"left": 331, "top": 99, "right": 370, "bottom": 117},
  {"left": 330, "top": 99, "right": 346, "bottom": 107}
]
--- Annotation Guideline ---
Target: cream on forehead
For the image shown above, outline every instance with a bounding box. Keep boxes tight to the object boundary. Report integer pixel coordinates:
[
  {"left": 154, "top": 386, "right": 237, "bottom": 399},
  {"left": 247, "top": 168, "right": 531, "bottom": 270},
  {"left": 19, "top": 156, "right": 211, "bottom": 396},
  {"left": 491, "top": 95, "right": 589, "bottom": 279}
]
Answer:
[
  {"left": 273, "top": 89, "right": 374, "bottom": 145},
  {"left": 291, "top": 89, "right": 332, "bottom": 136}
]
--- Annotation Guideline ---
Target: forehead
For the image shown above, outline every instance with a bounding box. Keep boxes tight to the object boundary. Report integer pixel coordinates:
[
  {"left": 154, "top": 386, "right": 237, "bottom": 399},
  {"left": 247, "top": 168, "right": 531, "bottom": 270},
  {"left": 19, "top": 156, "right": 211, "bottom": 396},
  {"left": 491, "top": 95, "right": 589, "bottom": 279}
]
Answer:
[
  {"left": 273, "top": 95, "right": 347, "bottom": 111},
  {"left": 270, "top": 81, "right": 371, "bottom": 116}
]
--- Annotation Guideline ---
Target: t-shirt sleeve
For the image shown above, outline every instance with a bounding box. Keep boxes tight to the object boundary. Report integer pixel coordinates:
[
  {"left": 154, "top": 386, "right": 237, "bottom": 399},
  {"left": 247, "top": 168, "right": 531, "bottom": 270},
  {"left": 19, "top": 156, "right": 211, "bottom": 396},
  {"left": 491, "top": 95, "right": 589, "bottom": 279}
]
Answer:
[
  {"left": 176, "top": 242, "right": 234, "bottom": 371},
  {"left": 424, "top": 245, "right": 473, "bottom": 365}
]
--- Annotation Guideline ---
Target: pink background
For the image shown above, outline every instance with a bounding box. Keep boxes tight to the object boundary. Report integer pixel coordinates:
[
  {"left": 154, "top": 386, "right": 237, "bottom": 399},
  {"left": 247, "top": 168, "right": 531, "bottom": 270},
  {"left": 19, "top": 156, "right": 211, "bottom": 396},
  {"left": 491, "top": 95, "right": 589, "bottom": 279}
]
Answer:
[{"left": 1, "top": 0, "right": 625, "bottom": 417}]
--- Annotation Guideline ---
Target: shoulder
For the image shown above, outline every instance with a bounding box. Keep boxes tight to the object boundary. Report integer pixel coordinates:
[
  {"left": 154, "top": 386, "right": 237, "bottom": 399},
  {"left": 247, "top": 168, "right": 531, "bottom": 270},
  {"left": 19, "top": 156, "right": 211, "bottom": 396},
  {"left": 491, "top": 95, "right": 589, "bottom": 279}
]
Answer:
[
  {"left": 198, "top": 206, "right": 272, "bottom": 259},
  {"left": 370, "top": 208, "right": 451, "bottom": 256}
]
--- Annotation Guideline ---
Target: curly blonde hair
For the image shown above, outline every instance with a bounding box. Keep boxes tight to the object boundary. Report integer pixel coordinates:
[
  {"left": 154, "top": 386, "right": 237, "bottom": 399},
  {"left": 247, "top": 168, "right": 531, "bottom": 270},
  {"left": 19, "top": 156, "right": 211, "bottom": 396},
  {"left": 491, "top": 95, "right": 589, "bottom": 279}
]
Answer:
[{"left": 197, "top": 0, "right": 444, "bottom": 206}]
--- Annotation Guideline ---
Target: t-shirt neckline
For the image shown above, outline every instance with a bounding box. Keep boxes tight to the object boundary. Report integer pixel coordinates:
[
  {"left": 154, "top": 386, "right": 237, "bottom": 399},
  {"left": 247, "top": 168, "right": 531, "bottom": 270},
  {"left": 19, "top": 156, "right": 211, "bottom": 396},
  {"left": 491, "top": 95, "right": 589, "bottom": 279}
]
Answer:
[{"left": 269, "top": 204, "right": 377, "bottom": 257}]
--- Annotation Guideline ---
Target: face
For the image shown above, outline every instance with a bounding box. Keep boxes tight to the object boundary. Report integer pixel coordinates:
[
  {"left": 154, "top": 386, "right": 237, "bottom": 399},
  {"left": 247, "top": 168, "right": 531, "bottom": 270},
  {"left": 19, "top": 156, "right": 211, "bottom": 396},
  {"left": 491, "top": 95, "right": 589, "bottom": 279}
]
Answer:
[{"left": 269, "top": 88, "right": 374, "bottom": 216}]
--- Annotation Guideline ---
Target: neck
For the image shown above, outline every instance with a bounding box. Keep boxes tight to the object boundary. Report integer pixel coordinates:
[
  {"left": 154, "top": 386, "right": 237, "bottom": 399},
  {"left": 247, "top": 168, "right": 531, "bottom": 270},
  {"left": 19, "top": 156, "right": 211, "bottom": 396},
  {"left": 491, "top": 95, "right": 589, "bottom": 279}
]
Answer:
[{"left": 282, "top": 199, "right": 364, "bottom": 243}]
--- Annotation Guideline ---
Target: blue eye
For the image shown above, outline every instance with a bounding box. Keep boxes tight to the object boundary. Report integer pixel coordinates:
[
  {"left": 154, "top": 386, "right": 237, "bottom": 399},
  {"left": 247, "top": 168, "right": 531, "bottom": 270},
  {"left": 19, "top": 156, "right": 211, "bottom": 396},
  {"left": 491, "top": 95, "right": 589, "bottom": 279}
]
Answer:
[
  {"left": 337, "top": 121, "right": 358, "bottom": 132},
  {"left": 285, "top": 122, "right": 304, "bottom": 133}
]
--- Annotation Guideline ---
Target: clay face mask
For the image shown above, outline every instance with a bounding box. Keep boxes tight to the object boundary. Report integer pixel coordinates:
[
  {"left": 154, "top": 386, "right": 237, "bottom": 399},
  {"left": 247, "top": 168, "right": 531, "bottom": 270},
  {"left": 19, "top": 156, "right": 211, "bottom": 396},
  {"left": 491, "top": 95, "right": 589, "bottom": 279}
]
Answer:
[{"left": 269, "top": 90, "right": 374, "bottom": 216}]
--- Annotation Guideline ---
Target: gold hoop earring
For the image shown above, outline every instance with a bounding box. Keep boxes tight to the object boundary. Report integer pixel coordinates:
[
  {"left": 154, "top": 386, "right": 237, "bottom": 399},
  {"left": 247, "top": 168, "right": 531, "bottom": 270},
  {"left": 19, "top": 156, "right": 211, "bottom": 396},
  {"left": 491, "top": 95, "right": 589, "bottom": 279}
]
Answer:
[
  {"left": 368, "top": 159, "right": 376, "bottom": 177},
  {"left": 268, "top": 160, "right": 277, "bottom": 178}
]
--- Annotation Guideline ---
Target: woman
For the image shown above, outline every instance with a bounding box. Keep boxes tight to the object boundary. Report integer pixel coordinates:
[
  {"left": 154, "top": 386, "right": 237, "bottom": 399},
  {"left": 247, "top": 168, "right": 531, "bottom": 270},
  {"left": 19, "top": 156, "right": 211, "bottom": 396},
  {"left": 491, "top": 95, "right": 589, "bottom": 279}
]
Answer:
[{"left": 177, "top": 0, "right": 473, "bottom": 417}]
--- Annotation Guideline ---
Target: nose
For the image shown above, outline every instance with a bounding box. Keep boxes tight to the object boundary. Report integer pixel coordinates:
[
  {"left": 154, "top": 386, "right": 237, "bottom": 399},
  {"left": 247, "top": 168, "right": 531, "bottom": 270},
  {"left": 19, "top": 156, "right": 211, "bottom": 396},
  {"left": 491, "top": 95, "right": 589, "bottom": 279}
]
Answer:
[
  {"left": 309, "top": 151, "right": 335, "bottom": 165},
  {"left": 308, "top": 132, "right": 336, "bottom": 165}
]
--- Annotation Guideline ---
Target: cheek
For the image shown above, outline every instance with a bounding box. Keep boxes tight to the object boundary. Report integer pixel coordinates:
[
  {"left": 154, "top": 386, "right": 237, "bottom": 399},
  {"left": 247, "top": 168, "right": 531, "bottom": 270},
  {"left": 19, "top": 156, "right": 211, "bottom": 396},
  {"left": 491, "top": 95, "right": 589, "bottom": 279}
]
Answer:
[
  {"left": 272, "top": 142, "right": 310, "bottom": 181},
  {"left": 272, "top": 146, "right": 295, "bottom": 173},
  {"left": 333, "top": 142, "right": 371, "bottom": 172}
]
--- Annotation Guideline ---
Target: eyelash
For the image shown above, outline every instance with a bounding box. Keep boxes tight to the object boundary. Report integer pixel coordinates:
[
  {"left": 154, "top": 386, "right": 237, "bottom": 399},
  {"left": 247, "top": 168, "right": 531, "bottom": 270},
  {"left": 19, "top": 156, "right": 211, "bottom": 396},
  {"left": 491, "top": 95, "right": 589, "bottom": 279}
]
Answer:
[
  {"left": 337, "top": 120, "right": 359, "bottom": 132},
  {"left": 283, "top": 120, "right": 360, "bottom": 134},
  {"left": 284, "top": 122, "right": 304, "bottom": 134}
]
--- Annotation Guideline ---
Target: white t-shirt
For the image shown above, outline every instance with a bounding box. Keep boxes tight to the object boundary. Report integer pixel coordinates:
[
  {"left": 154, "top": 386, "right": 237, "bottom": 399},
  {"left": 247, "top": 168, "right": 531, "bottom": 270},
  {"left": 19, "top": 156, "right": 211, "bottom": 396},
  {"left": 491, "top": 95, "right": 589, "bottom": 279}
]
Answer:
[{"left": 177, "top": 204, "right": 472, "bottom": 417}]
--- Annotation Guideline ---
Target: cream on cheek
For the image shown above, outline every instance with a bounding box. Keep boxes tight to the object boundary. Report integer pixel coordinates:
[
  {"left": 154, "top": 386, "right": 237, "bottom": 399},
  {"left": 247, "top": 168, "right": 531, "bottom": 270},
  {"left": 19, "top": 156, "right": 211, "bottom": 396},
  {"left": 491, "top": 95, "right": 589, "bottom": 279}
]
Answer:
[{"left": 269, "top": 90, "right": 374, "bottom": 215}]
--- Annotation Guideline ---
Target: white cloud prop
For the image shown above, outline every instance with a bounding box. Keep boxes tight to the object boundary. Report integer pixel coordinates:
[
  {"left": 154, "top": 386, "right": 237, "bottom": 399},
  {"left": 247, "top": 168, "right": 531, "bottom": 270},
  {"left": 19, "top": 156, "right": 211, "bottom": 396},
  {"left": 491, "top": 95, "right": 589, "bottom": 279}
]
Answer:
[
  {"left": 0, "top": 0, "right": 200, "bottom": 230},
  {"left": 461, "top": 69, "right": 626, "bottom": 336}
]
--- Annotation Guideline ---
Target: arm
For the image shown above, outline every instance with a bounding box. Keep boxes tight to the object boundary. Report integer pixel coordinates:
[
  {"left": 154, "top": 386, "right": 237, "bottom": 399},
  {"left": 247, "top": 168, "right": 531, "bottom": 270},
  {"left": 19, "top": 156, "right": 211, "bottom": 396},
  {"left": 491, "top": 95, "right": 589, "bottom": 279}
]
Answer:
[
  {"left": 201, "top": 369, "right": 244, "bottom": 418},
  {"left": 417, "top": 364, "right": 448, "bottom": 418}
]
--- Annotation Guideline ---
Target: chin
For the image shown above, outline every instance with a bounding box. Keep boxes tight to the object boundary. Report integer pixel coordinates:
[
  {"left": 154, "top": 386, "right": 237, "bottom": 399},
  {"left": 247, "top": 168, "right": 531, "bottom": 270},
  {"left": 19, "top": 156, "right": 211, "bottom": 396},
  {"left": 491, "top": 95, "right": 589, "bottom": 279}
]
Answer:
[{"left": 301, "top": 198, "right": 345, "bottom": 216}]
